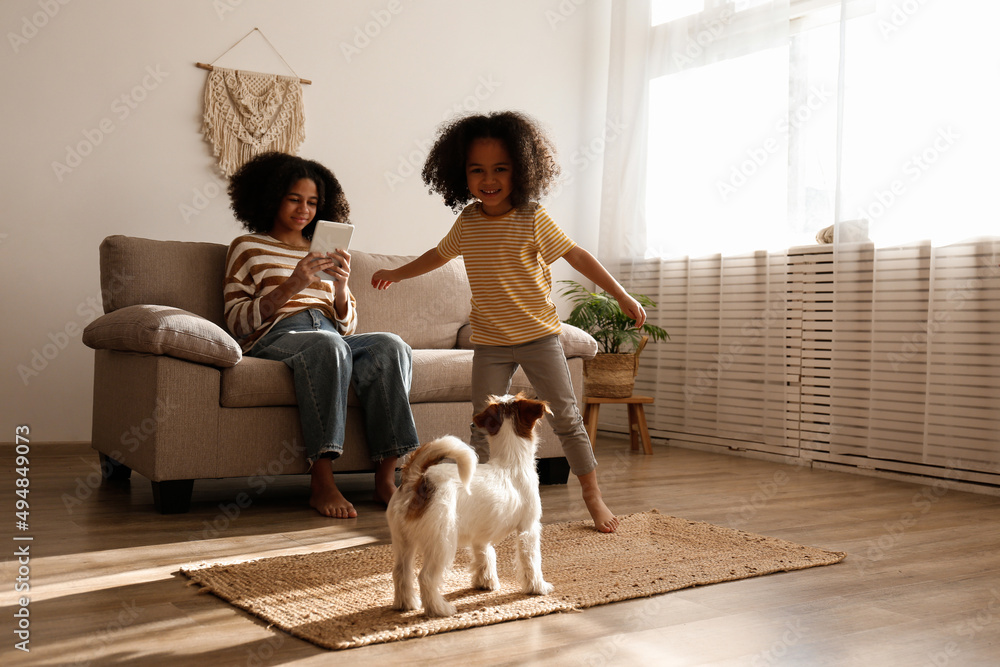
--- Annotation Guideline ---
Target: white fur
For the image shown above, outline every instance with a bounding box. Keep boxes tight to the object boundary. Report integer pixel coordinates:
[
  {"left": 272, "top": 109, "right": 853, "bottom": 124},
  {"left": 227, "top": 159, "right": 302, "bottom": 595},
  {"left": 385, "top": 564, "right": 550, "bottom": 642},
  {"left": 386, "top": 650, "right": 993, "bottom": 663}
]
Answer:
[{"left": 386, "top": 396, "right": 554, "bottom": 617}]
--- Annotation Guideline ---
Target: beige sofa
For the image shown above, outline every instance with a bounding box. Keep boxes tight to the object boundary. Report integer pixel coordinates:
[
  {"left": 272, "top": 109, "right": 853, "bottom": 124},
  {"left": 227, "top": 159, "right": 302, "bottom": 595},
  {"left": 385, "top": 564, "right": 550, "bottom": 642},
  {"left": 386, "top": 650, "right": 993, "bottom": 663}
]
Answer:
[{"left": 82, "top": 235, "right": 597, "bottom": 513}]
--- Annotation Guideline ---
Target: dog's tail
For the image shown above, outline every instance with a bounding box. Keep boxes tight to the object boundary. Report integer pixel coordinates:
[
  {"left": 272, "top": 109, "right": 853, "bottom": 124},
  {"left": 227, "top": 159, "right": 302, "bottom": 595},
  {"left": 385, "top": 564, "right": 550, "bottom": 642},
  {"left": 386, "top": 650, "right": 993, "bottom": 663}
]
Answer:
[{"left": 400, "top": 435, "right": 477, "bottom": 495}]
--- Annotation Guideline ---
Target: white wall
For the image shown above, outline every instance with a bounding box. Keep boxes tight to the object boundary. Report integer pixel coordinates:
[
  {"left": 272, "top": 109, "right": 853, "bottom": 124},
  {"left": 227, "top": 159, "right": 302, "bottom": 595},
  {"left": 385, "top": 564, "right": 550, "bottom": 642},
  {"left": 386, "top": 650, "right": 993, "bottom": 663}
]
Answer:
[{"left": 0, "top": 0, "right": 612, "bottom": 443}]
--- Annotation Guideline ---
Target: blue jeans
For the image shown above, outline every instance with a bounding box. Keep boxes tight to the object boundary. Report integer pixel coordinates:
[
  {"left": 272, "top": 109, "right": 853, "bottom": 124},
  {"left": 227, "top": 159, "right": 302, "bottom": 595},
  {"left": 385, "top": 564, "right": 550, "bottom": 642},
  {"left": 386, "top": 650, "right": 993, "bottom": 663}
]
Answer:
[{"left": 249, "top": 310, "right": 420, "bottom": 464}]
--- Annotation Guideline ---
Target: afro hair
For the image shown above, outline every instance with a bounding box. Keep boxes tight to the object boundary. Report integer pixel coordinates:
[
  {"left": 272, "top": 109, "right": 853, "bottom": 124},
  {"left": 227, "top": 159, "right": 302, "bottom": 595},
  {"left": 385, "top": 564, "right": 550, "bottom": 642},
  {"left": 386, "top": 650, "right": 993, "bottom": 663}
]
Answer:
[
  {"left": 227, "top": 151, "right": 350, "bottom": 239},
  {"left": 421, "top": 111, "right": 561, "bottom": 212}
]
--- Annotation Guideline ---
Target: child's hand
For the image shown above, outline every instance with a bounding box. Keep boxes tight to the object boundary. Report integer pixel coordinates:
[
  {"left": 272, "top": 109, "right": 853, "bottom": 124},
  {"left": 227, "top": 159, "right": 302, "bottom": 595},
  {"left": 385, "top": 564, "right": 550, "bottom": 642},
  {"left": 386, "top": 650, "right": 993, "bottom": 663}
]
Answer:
[
  {"left": 371, "top": 268, "right": 399, "bottom": 290},
  {"left": 617, "top": 294, "right": 647, "bottom": 328}
]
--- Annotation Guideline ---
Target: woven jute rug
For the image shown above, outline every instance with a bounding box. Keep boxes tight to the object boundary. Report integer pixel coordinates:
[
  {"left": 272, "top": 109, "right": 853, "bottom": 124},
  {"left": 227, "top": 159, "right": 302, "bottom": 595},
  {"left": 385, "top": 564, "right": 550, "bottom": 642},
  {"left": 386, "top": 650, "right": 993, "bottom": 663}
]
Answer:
[{"left": 181, "top": 510, "right": 844, "bottom": 650}]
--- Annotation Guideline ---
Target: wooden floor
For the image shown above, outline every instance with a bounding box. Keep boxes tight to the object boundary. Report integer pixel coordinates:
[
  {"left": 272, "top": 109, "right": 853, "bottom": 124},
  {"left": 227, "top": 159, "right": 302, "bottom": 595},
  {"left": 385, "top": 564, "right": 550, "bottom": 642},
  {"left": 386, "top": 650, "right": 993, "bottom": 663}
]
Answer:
[{"left": 4, "top": 435, "right": 1000, "bottom": 666}]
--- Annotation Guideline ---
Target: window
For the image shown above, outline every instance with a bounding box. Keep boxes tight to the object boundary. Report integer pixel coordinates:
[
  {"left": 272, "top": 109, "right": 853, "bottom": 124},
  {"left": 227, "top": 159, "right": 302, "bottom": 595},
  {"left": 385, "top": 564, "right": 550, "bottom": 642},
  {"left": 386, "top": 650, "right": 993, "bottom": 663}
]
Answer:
[
  {"left": 651, "top": 0, "right": 703, "bottom": 26},
  {"left": 647, "top": 44, "right": 795, "bottom": 258},
  {"left": 642, "top": 0, "right": 999, "bottom": 259}
]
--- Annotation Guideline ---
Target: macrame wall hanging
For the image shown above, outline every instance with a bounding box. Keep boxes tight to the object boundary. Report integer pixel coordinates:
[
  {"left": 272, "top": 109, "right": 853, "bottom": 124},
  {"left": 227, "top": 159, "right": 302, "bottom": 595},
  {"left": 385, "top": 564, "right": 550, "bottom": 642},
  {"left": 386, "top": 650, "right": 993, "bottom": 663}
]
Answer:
[{"left": 196, "top": 28, "right": 311, "bottom": 177}]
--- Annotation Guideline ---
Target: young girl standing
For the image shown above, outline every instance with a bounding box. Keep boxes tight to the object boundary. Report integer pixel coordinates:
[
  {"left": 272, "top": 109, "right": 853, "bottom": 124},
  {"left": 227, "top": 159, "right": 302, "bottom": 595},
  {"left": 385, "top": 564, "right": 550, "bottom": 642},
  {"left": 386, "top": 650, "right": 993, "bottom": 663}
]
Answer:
[
  {"left": 225, "top": 151, "right": 420, "bottom": 518},
  {"left": 371, "top": 111, "right": 646, "bottom": 533}
]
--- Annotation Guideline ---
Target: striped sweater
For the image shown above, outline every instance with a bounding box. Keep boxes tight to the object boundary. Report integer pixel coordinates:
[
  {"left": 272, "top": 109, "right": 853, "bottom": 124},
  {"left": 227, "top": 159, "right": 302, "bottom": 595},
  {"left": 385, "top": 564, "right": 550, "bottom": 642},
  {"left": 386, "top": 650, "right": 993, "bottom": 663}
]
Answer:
[
  {"left": 436, "top": 202, "right": 576, "bottom": 346},
  {"left": 224, "top": 233, "right": 357, "bottom": 352}
]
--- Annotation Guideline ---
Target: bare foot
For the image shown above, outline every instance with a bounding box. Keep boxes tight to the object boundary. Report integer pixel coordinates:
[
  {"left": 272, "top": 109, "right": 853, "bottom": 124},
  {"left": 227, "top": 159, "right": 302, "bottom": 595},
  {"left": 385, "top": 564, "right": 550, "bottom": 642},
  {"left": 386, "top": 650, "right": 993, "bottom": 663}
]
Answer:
[
  {"left": 583, "top": 490, "right": 619, "bottom": 533},
  {"left": 578, "top": 470, "right": 619, "bottom": 533},
  {"left": 310, "top": 459, "right": 357, "bottom": 518},
  {"left": 373, "top": 456, "right": 399, "bottom": 507}
]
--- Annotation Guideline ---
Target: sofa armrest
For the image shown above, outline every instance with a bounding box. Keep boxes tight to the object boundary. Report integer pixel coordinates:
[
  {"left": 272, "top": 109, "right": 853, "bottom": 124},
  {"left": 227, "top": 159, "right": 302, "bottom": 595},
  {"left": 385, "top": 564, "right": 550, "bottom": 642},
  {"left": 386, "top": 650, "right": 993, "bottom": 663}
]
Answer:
[
  {"left": 455, "top": 322, "right": 597, "bottom": 360},
  {"left": 83, "top": 304, "right": 242, "bottom": 368}
]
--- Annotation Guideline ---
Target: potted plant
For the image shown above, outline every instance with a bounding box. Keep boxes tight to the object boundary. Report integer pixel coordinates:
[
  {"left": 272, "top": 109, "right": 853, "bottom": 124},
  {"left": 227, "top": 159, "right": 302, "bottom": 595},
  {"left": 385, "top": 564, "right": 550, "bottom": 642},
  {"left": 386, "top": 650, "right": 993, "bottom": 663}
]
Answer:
[{"left": 559, "top": 280, "right": 669, "bottom": 398}]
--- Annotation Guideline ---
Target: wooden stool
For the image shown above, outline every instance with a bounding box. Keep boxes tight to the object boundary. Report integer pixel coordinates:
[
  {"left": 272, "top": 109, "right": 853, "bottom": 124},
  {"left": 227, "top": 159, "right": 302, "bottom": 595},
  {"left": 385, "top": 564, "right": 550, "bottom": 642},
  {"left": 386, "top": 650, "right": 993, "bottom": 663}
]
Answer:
[{"left": 583, "top": 395, "right": 654, "bottom": 455}]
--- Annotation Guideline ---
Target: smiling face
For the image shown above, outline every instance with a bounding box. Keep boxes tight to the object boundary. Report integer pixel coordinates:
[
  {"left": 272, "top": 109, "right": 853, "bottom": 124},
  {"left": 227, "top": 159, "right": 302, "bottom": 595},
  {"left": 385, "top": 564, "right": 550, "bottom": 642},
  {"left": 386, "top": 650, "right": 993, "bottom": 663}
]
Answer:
[
  {"left": 271, "top": 178, "right": 318, "bottom": 244},
  {"left": 466, "top": 138, "right": 514, "bottom": 216}
]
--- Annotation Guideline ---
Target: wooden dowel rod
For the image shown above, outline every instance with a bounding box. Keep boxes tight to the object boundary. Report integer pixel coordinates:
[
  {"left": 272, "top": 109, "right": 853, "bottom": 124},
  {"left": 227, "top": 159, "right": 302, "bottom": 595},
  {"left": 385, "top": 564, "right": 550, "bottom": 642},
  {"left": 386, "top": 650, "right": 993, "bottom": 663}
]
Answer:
[{"left": 194, "top": 62, "right": 311, "bottom": 85}]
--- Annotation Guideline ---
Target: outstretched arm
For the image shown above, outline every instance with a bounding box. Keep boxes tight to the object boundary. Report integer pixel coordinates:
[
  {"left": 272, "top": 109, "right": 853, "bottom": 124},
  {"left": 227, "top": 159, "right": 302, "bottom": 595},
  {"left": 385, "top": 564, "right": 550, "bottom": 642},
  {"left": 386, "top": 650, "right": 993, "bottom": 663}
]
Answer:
[
  {"left": 562, "top": 246, "right": 646, "bottom": 328},
  {"left": 371, "top": 247, "right": 451, "bottom": 290}
]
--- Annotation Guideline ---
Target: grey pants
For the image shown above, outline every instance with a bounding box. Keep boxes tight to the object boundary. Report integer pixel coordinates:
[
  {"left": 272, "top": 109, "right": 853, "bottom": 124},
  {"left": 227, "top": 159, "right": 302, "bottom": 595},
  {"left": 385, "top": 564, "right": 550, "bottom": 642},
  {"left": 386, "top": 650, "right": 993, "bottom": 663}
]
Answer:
[{"left": 470, "top": 334, "right": 597, "bottom": 476}]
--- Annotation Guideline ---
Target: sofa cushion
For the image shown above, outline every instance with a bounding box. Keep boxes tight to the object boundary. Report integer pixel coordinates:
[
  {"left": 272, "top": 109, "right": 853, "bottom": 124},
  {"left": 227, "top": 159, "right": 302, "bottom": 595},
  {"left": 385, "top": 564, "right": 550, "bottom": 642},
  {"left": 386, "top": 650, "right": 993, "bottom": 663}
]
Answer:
[
  {"left": 350, "top": 250, "right": 472, "bottom": 349},
  {"left": 99, "top": 235, "right": 229, "bottom": 328},
  {"left": 220, "top": 356, "right": 297, "bottom": 407},
  {"left": 408, "top": 349, "right": 536, "bottom": 403},
  {"left": 220, "top": 358, "right": 373, "bottom": 408},
  {"left": 83, "top": 305, "right": 242, "bottom": 368},
  {"left": 456, "top": 322, "right": 598, "bottom": 359},
  {"left": 222, "top": 350, "right": 479, "bottom": 408},
  {"left": 410, "top": 349, "right": 474, "bottom": 403},
  {"left": 219, "top": 348, "right": 537, "bottom": 409}
]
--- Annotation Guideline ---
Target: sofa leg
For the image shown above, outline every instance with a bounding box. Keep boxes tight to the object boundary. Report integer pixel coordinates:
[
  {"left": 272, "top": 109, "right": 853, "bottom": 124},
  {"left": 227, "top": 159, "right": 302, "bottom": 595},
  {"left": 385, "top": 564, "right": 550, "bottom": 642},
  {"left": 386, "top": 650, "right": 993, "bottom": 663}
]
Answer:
[
  {"left": 98, "top": 453, "right": 132, "bottom": 482},
  {"left": 537, "top": 457, "right": 570, "bottom": 485},
  {"left": 151, "top": 479, "right": 195, "bottom": 514}
]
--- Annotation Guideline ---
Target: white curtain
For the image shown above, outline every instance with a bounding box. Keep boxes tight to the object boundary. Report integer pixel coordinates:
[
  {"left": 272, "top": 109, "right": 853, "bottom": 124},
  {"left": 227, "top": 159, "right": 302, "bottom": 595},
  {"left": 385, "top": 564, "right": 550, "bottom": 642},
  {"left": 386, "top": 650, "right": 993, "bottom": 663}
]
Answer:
[
  {"left": 600, "top": 0, "right": 793, "bottom": 269},
  {"left": 598, "top": 0, "right": 653, "bottom": 273}
]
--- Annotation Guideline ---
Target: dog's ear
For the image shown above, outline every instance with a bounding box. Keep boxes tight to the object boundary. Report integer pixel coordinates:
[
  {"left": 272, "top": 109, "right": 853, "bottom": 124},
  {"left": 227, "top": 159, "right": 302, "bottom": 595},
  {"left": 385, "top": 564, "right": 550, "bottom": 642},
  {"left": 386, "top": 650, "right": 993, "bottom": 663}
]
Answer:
[
  {"left": 473, "top": 403, "right": 503, "bottom": 436},
  {"left": 516, "top": 398, "right": 550, "bottom": 430}
]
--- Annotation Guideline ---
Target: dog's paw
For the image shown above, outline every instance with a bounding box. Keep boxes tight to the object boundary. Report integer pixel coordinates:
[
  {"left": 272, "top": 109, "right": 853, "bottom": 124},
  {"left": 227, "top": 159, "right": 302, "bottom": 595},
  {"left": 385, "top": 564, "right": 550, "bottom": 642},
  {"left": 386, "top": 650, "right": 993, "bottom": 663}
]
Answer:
[
  {"left": 424, "top": 598, "right": 457, "bottom": 617},
  {"left": 472, "top": 571, "right": 500, "bottom": 591},
  {"left": 526, "top": 579, "right": 554, "bottom": 596},
  {"left": 392, "top": 592, "right": 420, "bottom": 611}
]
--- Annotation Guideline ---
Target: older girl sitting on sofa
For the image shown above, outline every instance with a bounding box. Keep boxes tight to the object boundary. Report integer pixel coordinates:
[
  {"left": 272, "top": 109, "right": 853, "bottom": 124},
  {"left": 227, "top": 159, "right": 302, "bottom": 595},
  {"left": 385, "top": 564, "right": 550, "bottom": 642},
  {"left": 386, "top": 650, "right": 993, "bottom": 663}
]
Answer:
[{"left": 224, "top": 151, "right": 420, "bottom": 518}]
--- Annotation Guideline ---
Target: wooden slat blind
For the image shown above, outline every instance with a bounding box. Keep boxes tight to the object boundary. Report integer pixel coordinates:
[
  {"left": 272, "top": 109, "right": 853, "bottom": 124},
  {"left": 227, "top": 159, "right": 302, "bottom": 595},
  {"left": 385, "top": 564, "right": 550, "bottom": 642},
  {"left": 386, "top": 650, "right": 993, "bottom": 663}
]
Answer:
[
  {"left": 825, "top": 241, "right": 1000, "bottom": 481},
  {"left": 614, "top": 251, "right": 794, "bottom": 457},
  {"left": 614, "top": 239, "right": 1000, "bottom": 487}
]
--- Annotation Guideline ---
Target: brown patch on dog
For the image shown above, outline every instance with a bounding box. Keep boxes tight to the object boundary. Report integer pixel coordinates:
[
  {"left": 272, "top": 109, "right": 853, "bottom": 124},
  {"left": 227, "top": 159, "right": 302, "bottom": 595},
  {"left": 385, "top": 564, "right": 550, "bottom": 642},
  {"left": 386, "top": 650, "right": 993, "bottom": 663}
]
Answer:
[
  {"left": 472, "top": 393, "right": 551, "bottom": 439},
  {"left": 400, "top": 443, "right": 449, "bottom": 520},
  {"left": 407, "top": 476, "right": 434, "bottom": 520},
  {"left": 514, "top": 397, "right": 550, "bottom": 438},
  {"left": 472, "top": 403, "right": 504, "bottom": 435}
]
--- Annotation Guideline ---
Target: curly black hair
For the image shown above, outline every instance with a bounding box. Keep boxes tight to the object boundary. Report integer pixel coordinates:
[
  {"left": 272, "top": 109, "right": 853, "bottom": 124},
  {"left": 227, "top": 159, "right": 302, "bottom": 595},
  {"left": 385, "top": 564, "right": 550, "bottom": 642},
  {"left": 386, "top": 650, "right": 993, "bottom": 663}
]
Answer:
[
  {"left": 421, "top": 111, "right": 561, "bottom": 212},
  {"left": 227, "top": 151, "right": 350, "bottom": 239}
]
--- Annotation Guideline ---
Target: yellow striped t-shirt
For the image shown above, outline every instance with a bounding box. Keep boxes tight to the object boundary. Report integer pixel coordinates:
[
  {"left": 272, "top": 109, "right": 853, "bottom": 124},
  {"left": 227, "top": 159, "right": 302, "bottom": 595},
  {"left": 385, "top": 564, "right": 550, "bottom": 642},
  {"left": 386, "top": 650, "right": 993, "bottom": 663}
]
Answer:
[
  {"left": 436, "top": 202, "right": 576, "bottom": 346},
  {"left": 224, "top": 234, "right": 357, "bottom": 352}
]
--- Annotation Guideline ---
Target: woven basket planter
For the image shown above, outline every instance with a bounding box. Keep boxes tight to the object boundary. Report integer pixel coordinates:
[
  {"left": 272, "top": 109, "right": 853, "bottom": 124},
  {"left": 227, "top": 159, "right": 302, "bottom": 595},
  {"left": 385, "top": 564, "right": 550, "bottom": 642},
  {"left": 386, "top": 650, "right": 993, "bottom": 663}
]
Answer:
[
  {"left": 582, "top": 336, "right": 648, "bottom": 399},
  {"left": 583, "top": 353, "right": 638, "bottom": 398}
]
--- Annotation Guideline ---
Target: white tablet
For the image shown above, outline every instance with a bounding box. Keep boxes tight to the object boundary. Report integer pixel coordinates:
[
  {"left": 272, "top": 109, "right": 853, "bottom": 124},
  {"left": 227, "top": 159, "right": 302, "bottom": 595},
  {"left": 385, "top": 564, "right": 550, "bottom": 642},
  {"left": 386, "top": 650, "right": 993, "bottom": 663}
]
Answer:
[{"left": 310, "top": 220, "right": 354, "bottom": 271}]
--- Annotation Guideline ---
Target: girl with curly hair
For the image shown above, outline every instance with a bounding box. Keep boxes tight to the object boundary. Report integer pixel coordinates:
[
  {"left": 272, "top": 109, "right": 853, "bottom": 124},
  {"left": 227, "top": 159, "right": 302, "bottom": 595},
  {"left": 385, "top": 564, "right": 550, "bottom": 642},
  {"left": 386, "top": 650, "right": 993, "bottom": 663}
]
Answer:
[
  {"left": 225, "top": 151, "right": 420, "bottom": 518},
  {"left": 372, "top": 112, "right": 645, "bottom": 533}
]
